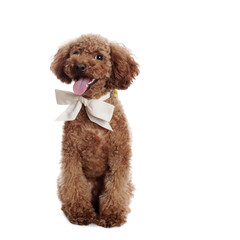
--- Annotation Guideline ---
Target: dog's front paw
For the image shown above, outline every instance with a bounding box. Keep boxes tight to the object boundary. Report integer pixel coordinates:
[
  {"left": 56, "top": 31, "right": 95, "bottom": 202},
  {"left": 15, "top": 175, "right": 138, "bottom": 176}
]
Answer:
[
  {"left": 62, "top": 204, "right": 97, "bottom": 225},
  {"left": 98, "top": 211, "right": 126, "bottom": 228}
]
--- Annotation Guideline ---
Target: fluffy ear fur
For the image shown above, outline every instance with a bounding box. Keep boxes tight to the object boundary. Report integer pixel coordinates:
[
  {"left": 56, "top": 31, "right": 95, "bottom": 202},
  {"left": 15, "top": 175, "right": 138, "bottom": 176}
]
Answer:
[
  {"left": 50, "top": 44, "right": 72, "bottom": 84},
  {"left": 106, "top": 43, "right": 139, "bottom": 90}
]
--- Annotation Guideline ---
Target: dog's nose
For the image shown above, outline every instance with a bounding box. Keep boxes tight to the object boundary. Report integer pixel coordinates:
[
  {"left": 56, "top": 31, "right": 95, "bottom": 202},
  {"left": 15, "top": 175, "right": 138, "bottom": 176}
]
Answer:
[{"left": 75, "top": 64, "right": 86, "bottom": 73}]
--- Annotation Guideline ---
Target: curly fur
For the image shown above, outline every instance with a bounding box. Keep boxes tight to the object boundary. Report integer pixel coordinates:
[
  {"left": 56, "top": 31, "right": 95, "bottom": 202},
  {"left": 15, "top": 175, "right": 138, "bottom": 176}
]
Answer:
[{"left": 51, "top": 34, "right": 139, "bottom": 227}]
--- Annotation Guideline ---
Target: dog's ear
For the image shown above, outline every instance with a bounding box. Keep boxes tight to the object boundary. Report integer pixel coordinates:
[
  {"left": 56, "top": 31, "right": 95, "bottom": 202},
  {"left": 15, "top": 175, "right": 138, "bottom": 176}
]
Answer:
[
  {"left": 106, "top": 43, "right": 139, "bottom": 90},
  {"left": 50, "top": 44, "right": 72, "bottom": 84}
]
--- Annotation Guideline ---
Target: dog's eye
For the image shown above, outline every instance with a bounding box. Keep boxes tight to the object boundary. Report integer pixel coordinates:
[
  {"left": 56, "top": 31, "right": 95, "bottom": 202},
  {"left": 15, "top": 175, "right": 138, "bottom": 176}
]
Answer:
[
  {"left": 95, "top": 54, "right": 103, "bottom": 60},
  {"left": 73, "top": 51, "right": 80, "bottom": 55}
]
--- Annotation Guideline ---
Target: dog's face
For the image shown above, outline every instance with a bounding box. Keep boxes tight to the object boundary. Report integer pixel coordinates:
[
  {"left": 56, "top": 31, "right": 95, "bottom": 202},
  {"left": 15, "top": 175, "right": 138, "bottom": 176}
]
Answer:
[{"left": 51, "top": 34, "right": 139, "bottom": 98}]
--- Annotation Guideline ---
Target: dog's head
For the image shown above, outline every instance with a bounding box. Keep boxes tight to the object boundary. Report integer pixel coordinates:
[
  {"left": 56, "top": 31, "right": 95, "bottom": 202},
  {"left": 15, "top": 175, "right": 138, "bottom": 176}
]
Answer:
[{"left": 50, "top": 34, "right": 139, "bottom": 98}]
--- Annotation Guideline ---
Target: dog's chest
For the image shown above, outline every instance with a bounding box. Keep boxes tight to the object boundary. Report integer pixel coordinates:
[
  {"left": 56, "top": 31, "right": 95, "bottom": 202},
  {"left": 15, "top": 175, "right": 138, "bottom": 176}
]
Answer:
[
  {"left": 78, "top": 124, "right": 110, "bottom": 178},
  {"left": 67, "top": 104, "right": 113, "bottom": 178}
]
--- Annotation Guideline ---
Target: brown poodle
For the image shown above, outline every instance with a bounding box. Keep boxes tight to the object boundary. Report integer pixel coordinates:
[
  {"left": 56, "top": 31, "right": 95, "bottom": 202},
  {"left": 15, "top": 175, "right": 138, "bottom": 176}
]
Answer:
[{"left": 50, "top": 34, "right": 139, "bottom": 227}]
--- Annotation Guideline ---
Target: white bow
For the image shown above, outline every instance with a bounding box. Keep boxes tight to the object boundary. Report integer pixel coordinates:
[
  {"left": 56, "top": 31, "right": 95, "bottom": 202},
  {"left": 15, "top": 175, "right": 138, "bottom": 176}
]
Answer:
[{"left": 55, "top": 90, "right": 114, "bottom": 131}]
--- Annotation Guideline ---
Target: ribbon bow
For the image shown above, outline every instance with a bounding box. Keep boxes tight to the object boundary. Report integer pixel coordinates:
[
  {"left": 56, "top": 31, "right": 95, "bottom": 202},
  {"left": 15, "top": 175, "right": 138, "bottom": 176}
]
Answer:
[{"left": 55, "top": 89, "right": 114, "bottom": 131}]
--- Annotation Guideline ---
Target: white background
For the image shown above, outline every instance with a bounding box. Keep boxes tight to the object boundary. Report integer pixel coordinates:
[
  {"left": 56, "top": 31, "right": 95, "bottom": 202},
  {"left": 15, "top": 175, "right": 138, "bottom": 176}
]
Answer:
[{"left": 0, "top": 0, "right": 239, "bottom": 239}]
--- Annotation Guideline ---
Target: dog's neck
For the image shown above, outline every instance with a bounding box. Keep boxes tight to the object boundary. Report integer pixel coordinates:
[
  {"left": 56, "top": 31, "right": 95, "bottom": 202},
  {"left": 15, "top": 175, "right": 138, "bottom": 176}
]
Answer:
[{"left": 82, "top": 89, "right": 110, "bottom": 99}]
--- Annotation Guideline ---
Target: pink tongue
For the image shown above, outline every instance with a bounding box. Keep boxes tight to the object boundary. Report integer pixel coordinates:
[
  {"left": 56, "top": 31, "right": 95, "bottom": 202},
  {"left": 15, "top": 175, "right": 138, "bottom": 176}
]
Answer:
[{"left": 73, "top": 78, "right": 91, "bottom": 95}]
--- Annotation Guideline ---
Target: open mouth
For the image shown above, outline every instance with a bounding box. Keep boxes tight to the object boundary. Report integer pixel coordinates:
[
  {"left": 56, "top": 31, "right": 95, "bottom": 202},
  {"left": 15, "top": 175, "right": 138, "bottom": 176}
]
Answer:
[{"left": 73, "top": 77, "right": 99, "bottom": 96}]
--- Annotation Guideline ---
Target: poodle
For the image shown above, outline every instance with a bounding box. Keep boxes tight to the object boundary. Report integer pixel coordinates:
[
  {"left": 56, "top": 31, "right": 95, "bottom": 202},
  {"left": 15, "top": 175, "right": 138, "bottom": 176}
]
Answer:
[{"left": 50, "top": 34, "right": 139, "bottom": 227}]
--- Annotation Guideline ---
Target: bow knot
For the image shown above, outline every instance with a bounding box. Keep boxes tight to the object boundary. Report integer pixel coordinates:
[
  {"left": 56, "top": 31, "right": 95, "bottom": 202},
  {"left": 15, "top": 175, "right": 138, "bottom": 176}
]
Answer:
[
  {"left": 79, "top": 96, "right": 88, "bottom": 106},
  {"left": 55, "top": 90, "right": 114, "bottom": 131}
]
